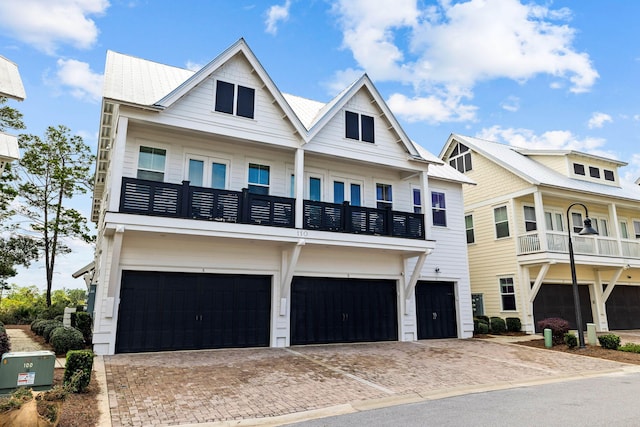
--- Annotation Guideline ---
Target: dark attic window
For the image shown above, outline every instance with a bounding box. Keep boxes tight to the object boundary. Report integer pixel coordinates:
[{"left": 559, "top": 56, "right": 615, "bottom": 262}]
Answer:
[
  {"left": 573, "top": 163, "right": 585, "bottom": 175},
  {"left": 215, "top": 80, "right": 255, "bottom": 119},
  {"left": 604, "top": 169, "right": 615, "bottom": 181},
  {"left": 345, "top": 111, "right": 375, "bottom": 143}
]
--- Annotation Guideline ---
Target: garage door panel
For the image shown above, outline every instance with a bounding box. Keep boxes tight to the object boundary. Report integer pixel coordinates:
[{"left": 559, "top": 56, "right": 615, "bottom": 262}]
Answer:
[
  {"left": 291, "top": 277, "right": 397, "bottom": 345},
  {"left": 533, "top": 284, "right": 592, "bottom": 332},
  {"left": 607, "top": 286, "right": 640, "bottom": 330},
  {"left": 116, "top": 271, "right": 271, "bottom": 353},
  {"left": 416, "top": 281, "right": 457, "bottom": 339}
]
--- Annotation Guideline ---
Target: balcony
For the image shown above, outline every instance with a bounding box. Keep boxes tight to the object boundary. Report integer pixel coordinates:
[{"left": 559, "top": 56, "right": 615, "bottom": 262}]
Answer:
[
  {"left": 118, "top": 178, "right": 425, "bottom": 240},
  {"left": 517, "top": 231, "right": 640, "bottom": 259}
]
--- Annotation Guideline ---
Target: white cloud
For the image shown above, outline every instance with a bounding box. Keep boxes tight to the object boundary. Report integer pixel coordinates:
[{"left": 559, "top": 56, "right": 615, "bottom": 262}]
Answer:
[
  {"left": 387, "top": 92, "right": 477, "bottom": 123},
  {"left": 476, "top": 125, "right": 616, "bottom": 159},
  {"left": 621, "top": 153, "right": 640, "bottom": 185},
  {"left": 0, "top": 0, "right": 109, "bottom": 55},
  {"left": 330, "top": 0, "right": 598, "bottom": 124},
  {"left": 185, "top": 61, "right": 204, "bottom": 72},
  {"left": 56, "top": 59, "right": 103, "bottom": 102},
  {"left": 588, "top": 112, "right": 613, "bottom": 129},
  {"left": 500, "top": 96, "right": 520, "bottom": 112},
  {"left": 265, "top": 0, "right": 292, "bottom": 35}
]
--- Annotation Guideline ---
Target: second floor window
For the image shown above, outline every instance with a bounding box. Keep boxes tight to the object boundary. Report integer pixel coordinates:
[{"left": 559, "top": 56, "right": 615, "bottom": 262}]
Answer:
[
  {"left": 376, "top": 183, "right": 392, "bottom": 209},
  {"left": 524, "top": 206, "right": 537, "bottom": 232},
  {"left": 248, "top": 163, "right": 269, "bottom": 195},
  {"left": 431, "top": 192, "right": 446, "bottom": 227},
  {"left": 494, "top": 206, "right": 510, "bottom": 238},
  {"left": 449, "top": 142, "right": 472, "bottom": 173},
  {"left": 345, "top": 111, "right": 375, "bottom": 143},
  {"left": 309, "top": 177, "right": 321, "bottom": 201},
  {"left": 413, "top": 189, "right": 422, "bottom": 214},
  {"left": 465, "top": 214, "right": 475, "bottom": 244},
  {"left": 137, "top": 146, "right": 166, "bottom": 182},
  {"left": 333, "top": 181, "right": 362, "bottom": 206},
  {"left": 621, "top": 221, "right": 629, "bottom": 239},
  {"left": 634, "top": 221, "right": 640, "bottom": 239},
  {"left": 187, "top": 158, "right": 228, "bottom": 189},
  {"left": 215, "top": 80, "right": 255, "bottom": 119}
]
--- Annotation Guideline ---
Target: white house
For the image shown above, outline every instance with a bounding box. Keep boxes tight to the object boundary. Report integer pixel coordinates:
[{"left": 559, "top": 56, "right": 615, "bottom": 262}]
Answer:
[
  {"left": 89, "top": 39, "right": 474, "bottom": 355},
  {"left": 0, "top": 55, "right": 25, "bottom": 174}
]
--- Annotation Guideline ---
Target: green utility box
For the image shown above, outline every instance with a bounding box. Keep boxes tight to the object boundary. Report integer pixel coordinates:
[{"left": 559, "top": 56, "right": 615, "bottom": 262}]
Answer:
[{"left": 0, "top": 351, "right": 56, "bottom": 395}]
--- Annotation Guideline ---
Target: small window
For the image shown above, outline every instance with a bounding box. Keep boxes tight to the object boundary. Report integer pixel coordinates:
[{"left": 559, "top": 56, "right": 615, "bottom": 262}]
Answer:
[
  {"left": 188, "top": 159, "right": 204, "bottom": 186},
  {"left": 211, "top": 162, "right": 226, "bottom": 189},
  {"left": 345, "top": 111, "right": 375, "bottom": 143},
  {"left": 500, "top": 277, "right": 516, "bottom": 311},
  {"left": 248, "top": 163, "right": 270, "bottom": 195},
  {"left": 215, "top": 80, "right": 255, "bottom": 119},
  {"left": 604, "top": 169, "right": 615, "bottom": 181},
  {"left": 137, "top": 146, "right": 166, "bottom": 182},
  {"left": 592, "top": 218, "right": 609, "bottom": 237},
  {"left": 334, "top": 181, "right": 345, "bottom": 204},
  {"left": 494, "top": 206, "right": 510, "bottom": 238},
  {"left": 413, "top": 188, "right": 422, "bottom": 214},
  {"left": 376, "top": 183, "right": 392, "bottom": 209},
  {"left": 290, "top": 174, "right": 295, "bottom": 198},
  {"left": 589, "top": 166, "right": 600, "bottom": 179},
  {"left": 309, "top": 177, "right": 321, "bottom": 201},
  {"left": 431, "top": 192, "right": 446, "bottom": 227},
  {"left": 448, "top": 143, "right": 472, "bottom": 173},
  {"left": 634, "top": 221, "right": 640, "bottom": 239},
  {"left": 524, "top": 206, "right": 537, "bottom": 232},
  {"left": 465, "top": 214, "right": 475, "bottom": 244},
  {"left": 573, "top": 163, "right": 585, "bottom": 175},
  {"left": 350, "top": 183, "right": 361, "bottom": 206}
]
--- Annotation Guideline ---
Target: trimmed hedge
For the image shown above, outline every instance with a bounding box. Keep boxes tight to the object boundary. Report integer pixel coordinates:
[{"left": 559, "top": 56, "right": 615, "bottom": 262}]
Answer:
[
  {"left": 564, "top": 332, "right": 578, "bottom": 348},
  {"left": 64, "top": 350, "right": 94, "bottom": 393},
  {"left": 43, "top": 321, "right": 64, "bottom": 343},
  {"left": 490, "top": 317, "right": 506, "bottom": 334},
  {"left": 71, "top": 312, "right": 92, "bottom": 344},
  {"left": 476, "top": 321, "right": 489, "bottom": 334},
  {"left": 619, "top": 343, "right": 640, "bottom": 353},
  {"left": 598, "top": 334, "right": 620, "bottom": 350},
  {"left": 537, "top": 317, "right": 570, "bottom": 346},
  {"left": 31, "top": 319, "right": 49, "bottom": 336},
  {"left": 50, "top": 327, "right": 85, "bottom": 355},
  {"left": 506, "top": 317, "right": 521, "bottom": 332},
  {"left": 0, "top": 332, "right": 10, "bottom": 356}
]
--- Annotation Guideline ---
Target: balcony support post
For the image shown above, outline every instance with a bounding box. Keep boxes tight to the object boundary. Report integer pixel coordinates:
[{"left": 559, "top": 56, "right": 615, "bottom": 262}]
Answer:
[
  {"left": 528, "top": 262, "right": 552, "bottom": 303},
  {"left": 280, "top": 240, "right": 305, "bottom": 316},
  {"left": 533, "top": 191, "right": 548, "bottom": 252},
  {"left": 403, "top": 250, "right": 431, "bottom": 298},
  {"left": 602, "top": 267, "right": 623, "bottom": 302}
]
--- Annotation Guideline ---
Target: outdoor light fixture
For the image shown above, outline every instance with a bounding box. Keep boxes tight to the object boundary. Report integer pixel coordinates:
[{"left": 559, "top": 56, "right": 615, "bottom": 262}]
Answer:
[{"left": 566, "top": 202, "right": 598, "bottom": 348}]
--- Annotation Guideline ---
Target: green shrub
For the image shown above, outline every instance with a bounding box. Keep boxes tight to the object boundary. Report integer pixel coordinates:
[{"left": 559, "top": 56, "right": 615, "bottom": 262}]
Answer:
[
  {"left": 71, "top": 312, "right": 92, "bottom": 344},
  {"left": 490, "top": 317, "right": 506, "bottom": 334},
  {"left": 0, "top": 332, "right": 10, "bottom": 356},
  {"left": 38, "top": 306, "right": 64, "bottom": 320},
  {"left": 31, "top": 319, "right": 45, "bottom": 333},
  {"left": 564, "top": 332, "right": 578, "bottom": 348},
  {"left": 476, "top": 315, "right": 490, "bottom": 324},
  {"left": 63, "top": 350, "right": 94, "bottom": 393},
  {"left": 43, "top": 321, "right": 64, "bottom": 343},
  {"left": 50, "top": 327, "right": 85, "bottom": 355},
  {"left": 54, "top": 315, "right": 64, "bottom": 323},
  {"left": 598, "top": 334, "right": 621, "bottom": 350},
  {"left": 506, "top": 317, "right": 521, "bottom": 332},
  {"left": 619, "top": 343, "right": 640, "bottom": 353},
  {"left": 476, "top": 322, "right": 489, "bottom": 334},
  {"left": 537, "top": 318, "right": 570, "bottom": 346}
]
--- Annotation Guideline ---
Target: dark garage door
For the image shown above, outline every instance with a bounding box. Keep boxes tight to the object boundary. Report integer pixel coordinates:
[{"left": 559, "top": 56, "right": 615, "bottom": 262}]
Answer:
[
  {"left": 291, "top": 277, "right": 398, "bottom": 345},
  {"left": 533, "top": 284, "right": 592, "bottom": 331},
  {"left": 116, "top": 271, "right": 271, "bottom": 353},
  {"left": 606, "top": 285, "right": 640, "bottom": 330},
  {"left": 416, "top": 281, "right": 457, "bottom": 339}
]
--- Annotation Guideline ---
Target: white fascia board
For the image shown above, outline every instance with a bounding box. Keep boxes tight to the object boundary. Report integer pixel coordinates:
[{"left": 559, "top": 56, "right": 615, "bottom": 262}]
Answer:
[{"left": 0, "top": 132, "right": 19, "bottom": 161}]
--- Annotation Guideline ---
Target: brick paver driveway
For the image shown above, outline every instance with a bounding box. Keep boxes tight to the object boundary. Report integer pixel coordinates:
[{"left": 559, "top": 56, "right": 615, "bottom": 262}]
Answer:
[{"left": 104, "top": 339, "right": 635, "bottom": 426}]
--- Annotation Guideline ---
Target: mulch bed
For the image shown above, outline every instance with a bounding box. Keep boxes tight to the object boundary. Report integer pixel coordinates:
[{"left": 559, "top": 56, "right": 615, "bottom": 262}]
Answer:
[
  {"left": 7, "top": 325, "right": 100, "bottom": 427},
  {"left": 515, "top": 338, "right": 640, "bottom": 365}
]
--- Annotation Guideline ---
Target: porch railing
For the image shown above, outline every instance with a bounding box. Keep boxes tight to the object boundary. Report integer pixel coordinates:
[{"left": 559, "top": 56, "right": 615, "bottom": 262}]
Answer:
[
  {"left": 119, "top": 178, "right": 425, "bottom": 239},
  {"left": 517, "top": 231, "right": 638, "bottom": 258}
]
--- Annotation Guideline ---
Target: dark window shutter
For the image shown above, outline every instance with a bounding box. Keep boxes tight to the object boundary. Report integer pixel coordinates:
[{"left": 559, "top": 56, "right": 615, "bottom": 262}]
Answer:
[
  {"left": 237, "top": 85, "right": 255, "bottom": 119},
  {"left": 345, "top": 111, "right": 359, "bottom": 140},
  {"left": 361, "top": 114, "right": 374, "bottom": 143},
  {"left": 215, "top": 81, "right": 234, "bottom": 114}
]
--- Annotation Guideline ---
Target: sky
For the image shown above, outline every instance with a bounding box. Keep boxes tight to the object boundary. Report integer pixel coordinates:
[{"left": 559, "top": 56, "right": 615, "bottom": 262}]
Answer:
[{"left": 1, "top": 0, "right": 639, "bottom": 291}]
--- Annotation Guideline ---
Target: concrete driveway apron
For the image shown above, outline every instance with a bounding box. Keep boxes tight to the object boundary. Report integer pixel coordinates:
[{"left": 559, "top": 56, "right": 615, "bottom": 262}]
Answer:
[{"left": 103, "top": 338, "right": 638, "bottom": 426}]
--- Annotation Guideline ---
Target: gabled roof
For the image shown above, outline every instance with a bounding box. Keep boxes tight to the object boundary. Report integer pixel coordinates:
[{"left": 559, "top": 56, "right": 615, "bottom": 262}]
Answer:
[
  {"left": 516, "top": 148, "right": 627, "bottom": 167},
  {"left": 303, "top": 74, "right": 437, "bottom": 162},
  {"left": 442, "top": 133, "right": 640, "bottom": 202},
  {"left": 412, "top": 142, "right": 474, "bottom": 185},
  {"left": 0, "top": 55, "right": 25, "bottom": 101}
]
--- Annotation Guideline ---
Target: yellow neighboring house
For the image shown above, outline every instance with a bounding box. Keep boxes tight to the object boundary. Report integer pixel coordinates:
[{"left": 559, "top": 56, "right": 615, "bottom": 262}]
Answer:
[
  {"left": 0, "top": 55, "right": 25, "bottom": 173},
  {"left": 440, "top": 133, "right": 640, "bottom": 333}
]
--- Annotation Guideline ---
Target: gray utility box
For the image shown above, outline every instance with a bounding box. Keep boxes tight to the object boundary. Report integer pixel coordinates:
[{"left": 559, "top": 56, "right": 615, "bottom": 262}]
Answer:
[{"left": 0, "top": 351, "right": 56, "bottom": 395}]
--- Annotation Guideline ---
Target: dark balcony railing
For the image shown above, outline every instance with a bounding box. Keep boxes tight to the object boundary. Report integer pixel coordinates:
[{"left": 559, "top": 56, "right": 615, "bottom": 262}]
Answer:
[
  {"left": 119, "top": 178, "right": 425, "bottom": 239},
  {"left": 120, "top": 178, "right": 295, "bottom": 228},
  {"left": 303, "top": 200, "right": 425, "bottom": 240}
]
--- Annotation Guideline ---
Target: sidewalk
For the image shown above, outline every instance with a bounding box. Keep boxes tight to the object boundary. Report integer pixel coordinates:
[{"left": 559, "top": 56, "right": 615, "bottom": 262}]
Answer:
[{"left": 5, "top": 328, "right": 65, "bottom": 368}]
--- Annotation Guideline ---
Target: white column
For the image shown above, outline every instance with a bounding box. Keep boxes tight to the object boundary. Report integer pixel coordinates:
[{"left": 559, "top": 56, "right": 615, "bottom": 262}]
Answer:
[
  {"left": 107, "top": 116, "right": 129, "bottom": 213},
  {"left": 420, "top": 170, "right": 430, "bottom": 238},
  {"left": 533, "top": 191, "right": 547, "bottom": 251},
  {"left": 294, "top": 148, "right": 304, "bottom": 229}
]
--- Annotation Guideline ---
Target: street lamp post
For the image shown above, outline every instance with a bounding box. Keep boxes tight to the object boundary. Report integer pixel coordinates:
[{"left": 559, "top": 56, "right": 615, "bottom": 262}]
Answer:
[{"left": 566, "top": 203, "right": 599, "bottom": 348}]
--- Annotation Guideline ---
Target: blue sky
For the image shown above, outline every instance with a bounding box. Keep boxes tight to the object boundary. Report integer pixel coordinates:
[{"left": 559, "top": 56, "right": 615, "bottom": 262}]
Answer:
[{"left": 2, "top": 0, "right": 640, "bottom": 290}]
